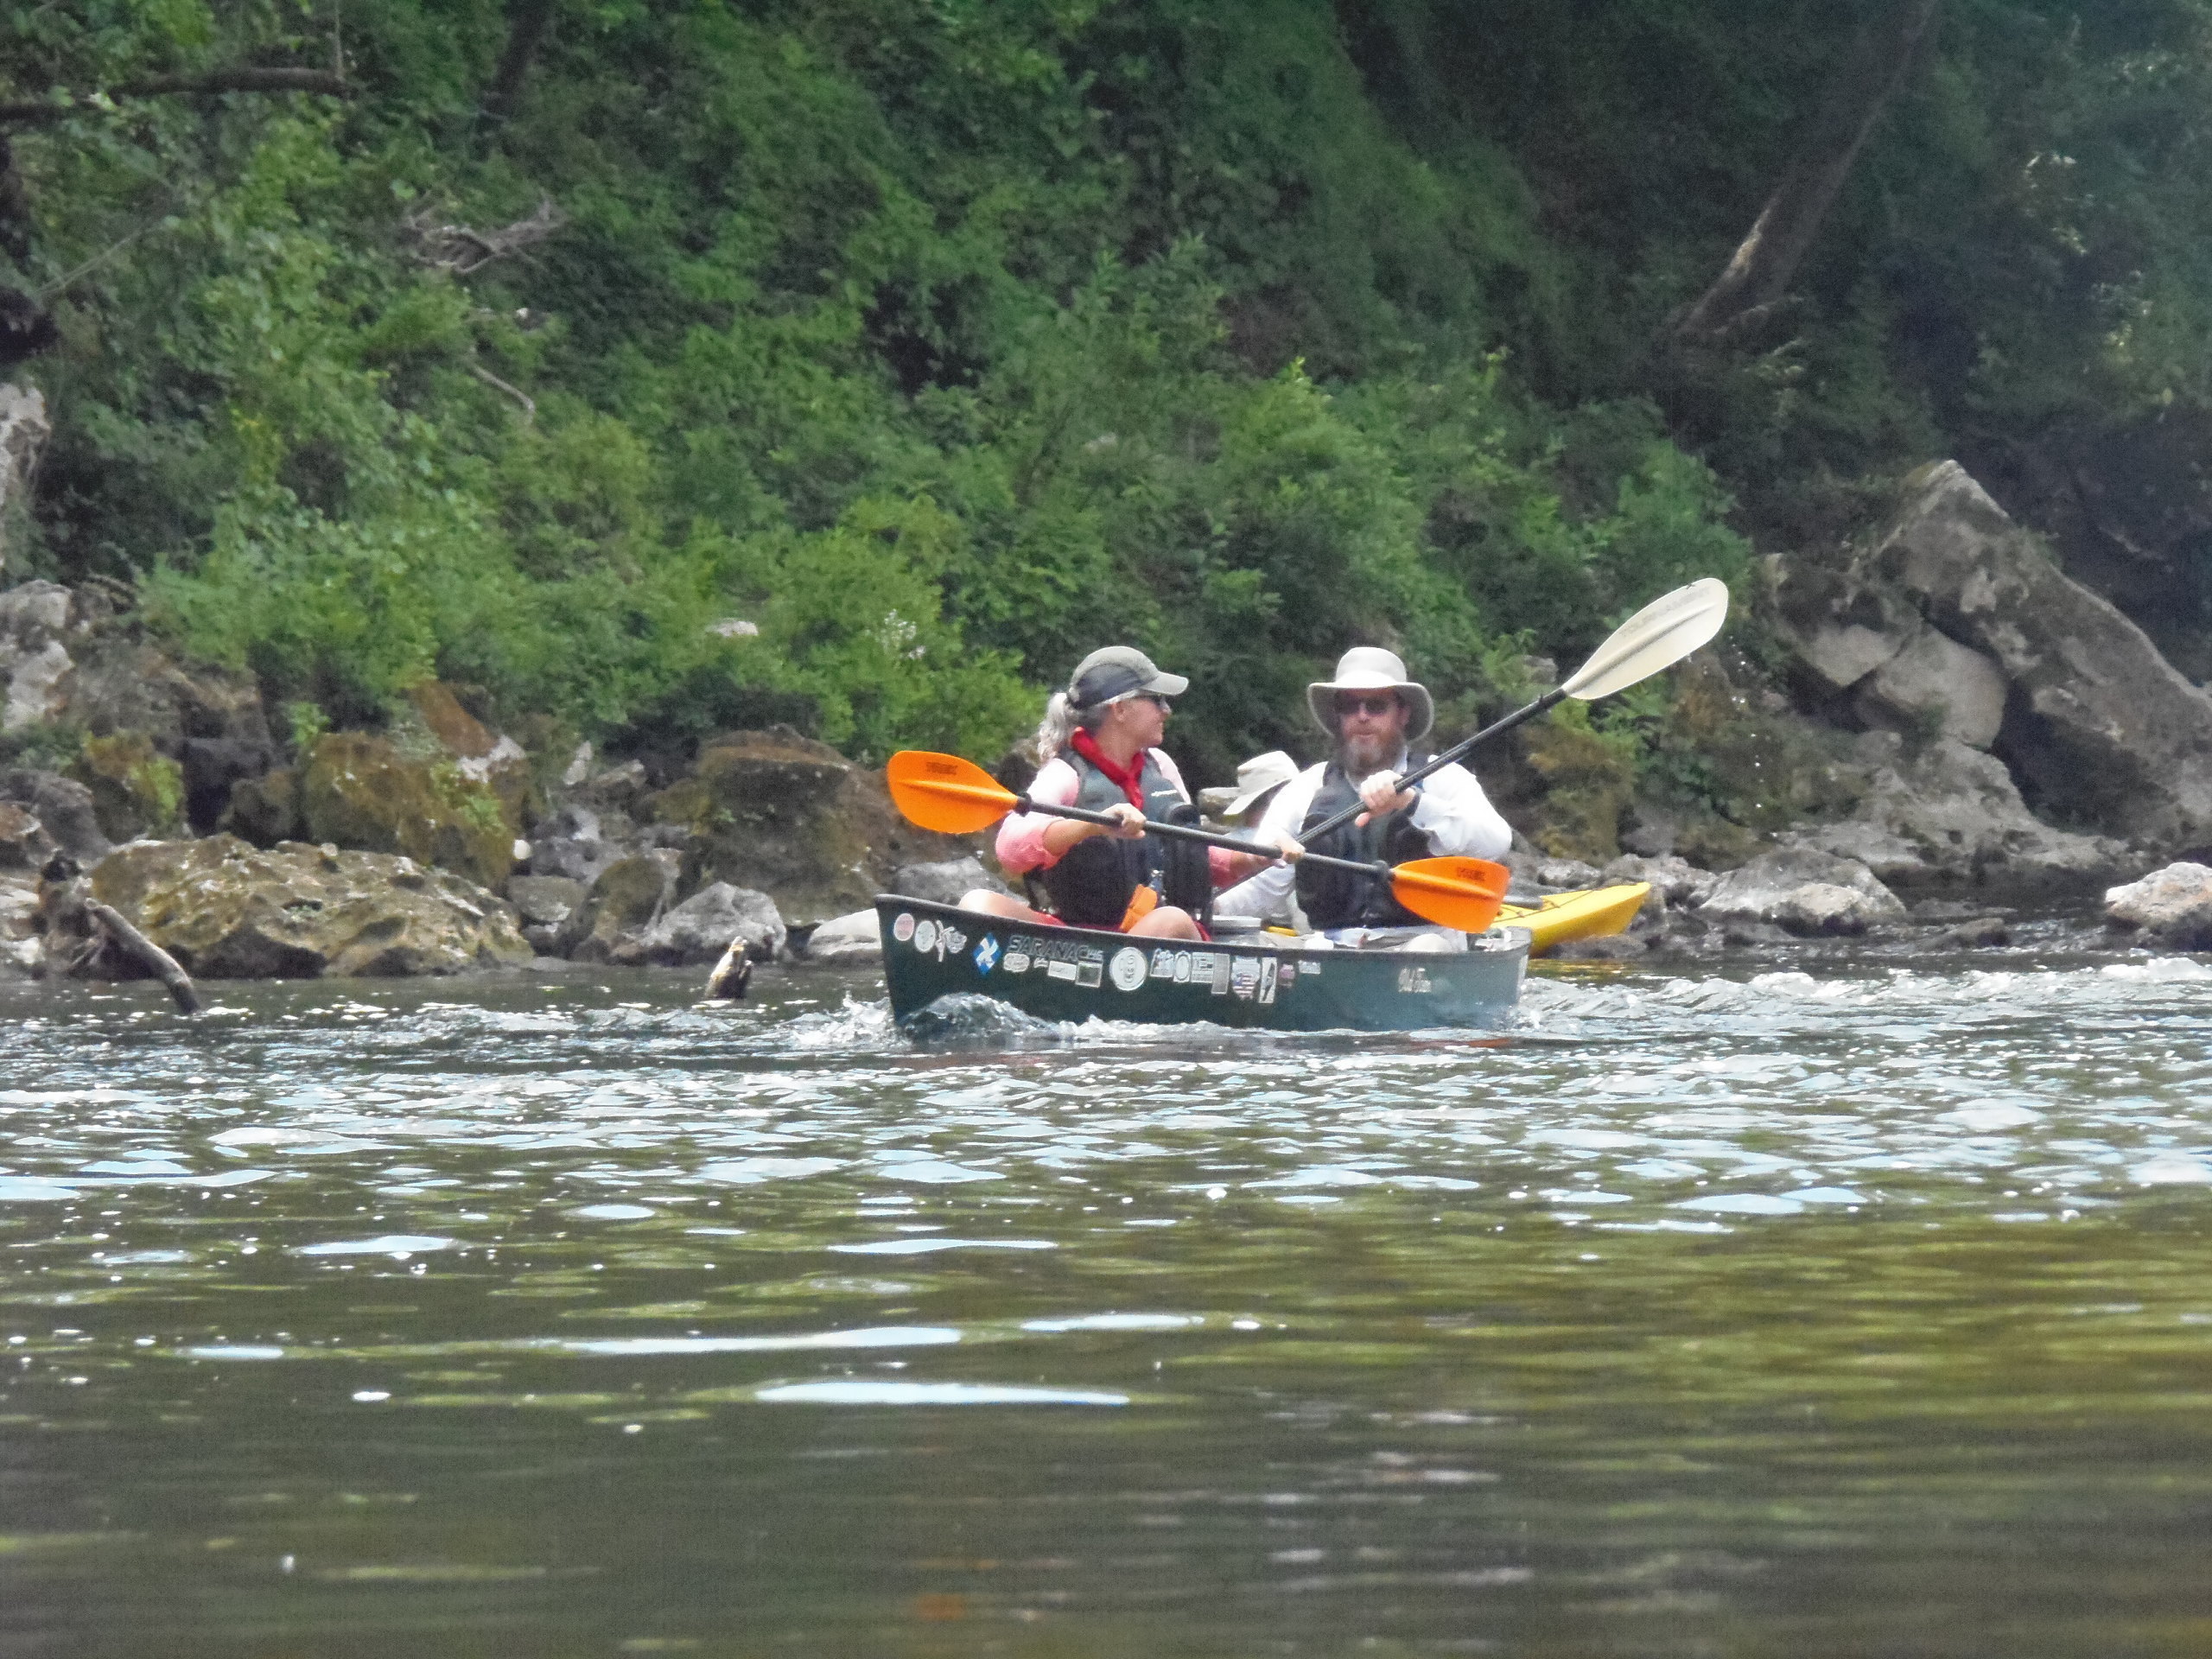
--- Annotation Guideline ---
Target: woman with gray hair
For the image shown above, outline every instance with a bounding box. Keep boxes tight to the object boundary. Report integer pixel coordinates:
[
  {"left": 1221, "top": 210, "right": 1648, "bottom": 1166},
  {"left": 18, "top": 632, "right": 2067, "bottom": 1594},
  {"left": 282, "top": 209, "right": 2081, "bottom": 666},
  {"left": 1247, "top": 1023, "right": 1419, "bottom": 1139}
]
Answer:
[{"left": 961, "top": 647, "right": 1294, "bottom": 938}]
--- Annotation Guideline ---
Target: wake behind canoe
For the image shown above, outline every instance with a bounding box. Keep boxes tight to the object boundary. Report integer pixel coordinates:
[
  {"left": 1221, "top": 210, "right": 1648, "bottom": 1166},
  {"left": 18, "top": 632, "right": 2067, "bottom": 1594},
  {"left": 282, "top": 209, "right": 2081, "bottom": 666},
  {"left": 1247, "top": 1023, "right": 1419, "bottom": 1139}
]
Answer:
[{"left": 875, "top": 897, "right": 1529, "bottom": 1033}]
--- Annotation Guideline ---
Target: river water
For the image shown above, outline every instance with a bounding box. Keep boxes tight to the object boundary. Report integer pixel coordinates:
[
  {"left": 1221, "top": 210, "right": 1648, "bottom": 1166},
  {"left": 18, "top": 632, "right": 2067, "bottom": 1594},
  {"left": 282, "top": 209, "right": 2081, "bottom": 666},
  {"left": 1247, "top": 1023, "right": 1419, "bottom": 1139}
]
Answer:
[{"left": 5, "top": 948, "right": 2212, "bottom": 1656}]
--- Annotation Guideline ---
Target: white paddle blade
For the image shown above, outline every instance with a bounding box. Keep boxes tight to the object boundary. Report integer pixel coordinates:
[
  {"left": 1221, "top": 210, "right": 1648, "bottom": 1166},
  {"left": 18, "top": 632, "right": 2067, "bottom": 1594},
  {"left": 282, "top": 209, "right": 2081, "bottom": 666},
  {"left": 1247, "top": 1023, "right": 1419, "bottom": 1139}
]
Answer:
[{"left": 1561, "top": 576, "right": 1732, "bottom": 701}]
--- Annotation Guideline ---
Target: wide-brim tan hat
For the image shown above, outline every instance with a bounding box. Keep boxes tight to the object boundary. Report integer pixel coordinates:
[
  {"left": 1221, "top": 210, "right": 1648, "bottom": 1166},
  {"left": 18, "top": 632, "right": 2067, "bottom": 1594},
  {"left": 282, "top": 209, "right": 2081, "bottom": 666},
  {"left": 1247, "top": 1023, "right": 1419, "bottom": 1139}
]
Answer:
[
  {"left": 1225, "top": 749, "right": 1300, "bottom": 817},
  {"left": 1307, "top": 646, "right": 1433, "bottom": 742}
]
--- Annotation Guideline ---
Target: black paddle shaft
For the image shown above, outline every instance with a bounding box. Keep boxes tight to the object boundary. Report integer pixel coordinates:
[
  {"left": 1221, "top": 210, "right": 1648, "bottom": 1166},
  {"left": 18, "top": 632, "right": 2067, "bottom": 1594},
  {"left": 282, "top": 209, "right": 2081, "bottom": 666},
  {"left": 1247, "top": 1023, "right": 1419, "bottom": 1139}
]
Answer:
[
  {"left": 1295, "top": 686, "right": 1567, "bottom": 848},
  {"left": 1014, "top": 796, "right": 1392, "bottom": 882}
]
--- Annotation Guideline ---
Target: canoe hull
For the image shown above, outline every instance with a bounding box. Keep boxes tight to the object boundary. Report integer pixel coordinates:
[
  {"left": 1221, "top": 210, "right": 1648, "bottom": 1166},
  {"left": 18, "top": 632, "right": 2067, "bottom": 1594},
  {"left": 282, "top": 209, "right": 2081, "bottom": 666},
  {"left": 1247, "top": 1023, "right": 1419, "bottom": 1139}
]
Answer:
[{"left": 876, "top": 898, "right": 1528, "bottom": 1033}]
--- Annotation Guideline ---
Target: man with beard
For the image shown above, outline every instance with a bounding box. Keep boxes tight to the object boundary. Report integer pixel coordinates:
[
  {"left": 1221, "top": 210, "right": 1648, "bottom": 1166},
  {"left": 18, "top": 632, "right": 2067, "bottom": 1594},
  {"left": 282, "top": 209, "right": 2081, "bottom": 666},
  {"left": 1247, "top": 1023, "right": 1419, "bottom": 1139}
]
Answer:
[{"left": 1220, "top": 647, "right": 1511, "bottom": 948}]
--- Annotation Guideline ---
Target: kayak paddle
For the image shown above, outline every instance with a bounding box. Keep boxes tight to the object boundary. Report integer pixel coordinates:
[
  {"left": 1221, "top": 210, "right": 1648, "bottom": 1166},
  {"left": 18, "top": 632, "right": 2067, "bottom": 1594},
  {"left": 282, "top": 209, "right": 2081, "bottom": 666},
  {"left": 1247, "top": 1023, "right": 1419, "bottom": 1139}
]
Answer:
[
  {"left": 1299, "top": 575, "right": 1731, "bottom": 845},
  {"left": 884, "top": 750, "right": 1506, "bottom": 933}
]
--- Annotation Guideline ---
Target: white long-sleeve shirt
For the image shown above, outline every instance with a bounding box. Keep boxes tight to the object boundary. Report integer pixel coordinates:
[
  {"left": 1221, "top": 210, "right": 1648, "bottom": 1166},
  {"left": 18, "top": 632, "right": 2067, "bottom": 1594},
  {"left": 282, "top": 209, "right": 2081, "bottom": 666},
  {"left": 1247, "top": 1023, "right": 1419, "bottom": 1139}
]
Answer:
[{"left": 1212, "top": 753, "right": 1511, "bottom": 919}]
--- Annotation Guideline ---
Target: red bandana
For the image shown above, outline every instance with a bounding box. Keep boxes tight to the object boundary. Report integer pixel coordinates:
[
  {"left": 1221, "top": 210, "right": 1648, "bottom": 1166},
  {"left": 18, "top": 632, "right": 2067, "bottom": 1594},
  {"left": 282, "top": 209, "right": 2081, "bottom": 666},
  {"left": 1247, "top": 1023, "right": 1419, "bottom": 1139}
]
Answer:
[{"left": 1070, "top": 729, "right": 1148, "bottom": 809}]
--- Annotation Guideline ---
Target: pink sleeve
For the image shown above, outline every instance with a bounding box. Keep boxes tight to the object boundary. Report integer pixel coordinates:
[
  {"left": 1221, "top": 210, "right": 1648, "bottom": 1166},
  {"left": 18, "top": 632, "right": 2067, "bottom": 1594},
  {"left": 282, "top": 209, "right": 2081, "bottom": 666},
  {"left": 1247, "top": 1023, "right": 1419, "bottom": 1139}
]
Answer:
[{"left": 994, "top": 759, "right": 1079, "bottom": 873}]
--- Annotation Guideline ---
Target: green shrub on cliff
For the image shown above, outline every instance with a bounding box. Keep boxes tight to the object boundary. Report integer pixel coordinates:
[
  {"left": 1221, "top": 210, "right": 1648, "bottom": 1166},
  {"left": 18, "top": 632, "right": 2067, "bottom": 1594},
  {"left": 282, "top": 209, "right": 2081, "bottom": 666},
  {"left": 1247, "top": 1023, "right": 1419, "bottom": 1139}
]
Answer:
[{"left": 17, "top": 0, "right": 2212, "bottom": 787}]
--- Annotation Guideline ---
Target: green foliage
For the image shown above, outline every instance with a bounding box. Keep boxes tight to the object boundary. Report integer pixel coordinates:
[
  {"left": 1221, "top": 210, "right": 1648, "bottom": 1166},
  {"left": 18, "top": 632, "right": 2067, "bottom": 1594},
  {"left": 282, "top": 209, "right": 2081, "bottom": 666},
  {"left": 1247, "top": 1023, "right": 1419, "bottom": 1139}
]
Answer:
[{"left": 18, "top": 0, "right": 2210, "bottom": 790}]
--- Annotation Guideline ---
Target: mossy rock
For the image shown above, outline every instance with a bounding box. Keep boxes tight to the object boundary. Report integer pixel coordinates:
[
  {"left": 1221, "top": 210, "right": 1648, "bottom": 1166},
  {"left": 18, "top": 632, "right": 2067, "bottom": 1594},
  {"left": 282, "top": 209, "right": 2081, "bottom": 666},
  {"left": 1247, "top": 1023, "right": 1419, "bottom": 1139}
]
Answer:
[
  {"left": 561, "top": 855, "right": 671, "bottom": 963},
  {"left": 1524, "top": 709, "right": 1635, "bottom": 865},
  {"left": 646, "top": 728, "right": 967, "bottom": 923},
  {"left": 300, "top": 733, "right": 513, "bottom": 890},
  {"left": 68, "top": 732, "right": 184, "bottom": 842},
  {"left": 90, "top": 835, "right": 531, "bottom": 978},
  {"left": 222, "top": 767, "right": 303, "bottom": 846}
]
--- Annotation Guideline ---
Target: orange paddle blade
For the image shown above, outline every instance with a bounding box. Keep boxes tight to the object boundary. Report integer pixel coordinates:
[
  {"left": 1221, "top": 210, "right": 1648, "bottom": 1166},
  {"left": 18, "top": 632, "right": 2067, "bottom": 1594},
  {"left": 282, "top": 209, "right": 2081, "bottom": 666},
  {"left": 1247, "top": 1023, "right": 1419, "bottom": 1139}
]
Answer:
[
  {"left": 885, "top": 751, "right": 1020, "bottom": 834},
  {"left": 1388, "top": 856, "right": 1509, "bottom": 933}
]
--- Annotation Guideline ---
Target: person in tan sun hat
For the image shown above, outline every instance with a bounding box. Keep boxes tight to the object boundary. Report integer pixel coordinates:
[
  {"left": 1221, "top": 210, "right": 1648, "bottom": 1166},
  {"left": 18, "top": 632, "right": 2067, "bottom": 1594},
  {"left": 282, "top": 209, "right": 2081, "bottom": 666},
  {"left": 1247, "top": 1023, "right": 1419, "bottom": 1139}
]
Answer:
[{"left": 1225, "top": 645, "right": 1511, "bottom": 945}]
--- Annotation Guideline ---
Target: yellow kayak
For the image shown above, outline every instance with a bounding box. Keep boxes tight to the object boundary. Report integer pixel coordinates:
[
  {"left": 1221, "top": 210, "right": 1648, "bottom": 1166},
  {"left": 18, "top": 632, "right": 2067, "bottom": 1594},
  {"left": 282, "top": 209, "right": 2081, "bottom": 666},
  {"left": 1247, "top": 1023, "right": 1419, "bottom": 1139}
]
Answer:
[{"left": 1497, "top": 882, "right": 1650, "bottom": 956}]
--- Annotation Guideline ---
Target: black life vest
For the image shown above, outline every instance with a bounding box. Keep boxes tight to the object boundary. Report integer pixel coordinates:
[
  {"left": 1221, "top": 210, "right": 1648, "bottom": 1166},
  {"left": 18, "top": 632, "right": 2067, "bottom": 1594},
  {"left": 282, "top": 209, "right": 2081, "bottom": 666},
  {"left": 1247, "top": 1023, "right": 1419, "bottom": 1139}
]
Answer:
[
  {"left": 1038, "top": 750, "right": 1211, "bottom": 929},
  {"left": 1294, "top": 757, "right": 1434, "bottom": 931}
]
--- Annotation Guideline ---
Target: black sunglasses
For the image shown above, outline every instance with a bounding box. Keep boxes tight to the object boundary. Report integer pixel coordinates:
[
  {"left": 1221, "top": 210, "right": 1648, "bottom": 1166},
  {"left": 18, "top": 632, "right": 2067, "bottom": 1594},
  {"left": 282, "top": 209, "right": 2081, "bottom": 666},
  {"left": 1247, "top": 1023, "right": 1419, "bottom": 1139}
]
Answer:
[{"left": 1332, "top": 693, "right": 1399, "bottom": 717}]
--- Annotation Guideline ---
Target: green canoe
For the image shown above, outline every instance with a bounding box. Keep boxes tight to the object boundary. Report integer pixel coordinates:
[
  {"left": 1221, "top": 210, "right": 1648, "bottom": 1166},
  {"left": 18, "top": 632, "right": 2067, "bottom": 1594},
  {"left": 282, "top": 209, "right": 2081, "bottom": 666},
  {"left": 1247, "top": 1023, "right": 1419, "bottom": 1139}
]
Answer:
[{"left": 875, "top": 897, "right": 1529, "bottom": 1033}]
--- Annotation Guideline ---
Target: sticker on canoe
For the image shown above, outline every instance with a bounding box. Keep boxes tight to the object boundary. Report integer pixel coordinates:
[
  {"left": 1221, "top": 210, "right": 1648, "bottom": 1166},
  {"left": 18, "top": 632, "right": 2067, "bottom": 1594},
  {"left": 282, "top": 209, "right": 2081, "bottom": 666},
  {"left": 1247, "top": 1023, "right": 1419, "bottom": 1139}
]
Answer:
[
  {"left": 1109, "top": 946, "right": 1147, "bottom": 992},
  {"left": 939, "top": 926, "right": 968, "bottom": 957},
  {"left": 892, "top": 912, "right": 917, "bottom": 944},
  {"left": 1076, "top": 951, "right": 1103, "bottom": 989},
  {"left": 1173, "top": 950, "right": 1192, "bottom": 984},
  {"left": 1002, "top": 950, "right": 1031, "bottom": 976},
  {"left": 1397, "top": 964, "right": 1433, "bottom": 995},
  {"left": 1277, "top": 962, "right": 1296, "bottom": 990},
  {"left": 912, "top": 918, "right": 938, "bottom": 955},
  {"left": 1230, "top": 957, "right": 1257, "bottom": 1000},
  {"left": 1258, "top": 957, "right": 1280, "bottom": 1005},
  {"left": 974, "top": 935, "right": 1000, "bottom": 974}
]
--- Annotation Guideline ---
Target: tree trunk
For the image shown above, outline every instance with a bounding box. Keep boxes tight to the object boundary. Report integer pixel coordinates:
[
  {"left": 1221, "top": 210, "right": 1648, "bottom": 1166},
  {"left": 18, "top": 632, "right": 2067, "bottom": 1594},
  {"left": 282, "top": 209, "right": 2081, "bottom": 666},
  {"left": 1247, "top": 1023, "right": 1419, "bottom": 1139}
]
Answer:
[
  {"left": 1672, "top": 0, "right": 1942, "bottom": 345},
  {"left": 481, "top": 0, "right": 557, "bottom": 126}
]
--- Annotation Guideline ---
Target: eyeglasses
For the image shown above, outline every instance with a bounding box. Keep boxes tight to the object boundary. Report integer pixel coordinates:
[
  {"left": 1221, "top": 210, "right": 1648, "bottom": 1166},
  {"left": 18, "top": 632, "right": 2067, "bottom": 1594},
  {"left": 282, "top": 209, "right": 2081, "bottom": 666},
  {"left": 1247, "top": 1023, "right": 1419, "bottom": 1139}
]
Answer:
[
  {"left": 1139, "top": 693, "right": 1173, "bottom": 712},
  {"left": 1333, "top": 693, "right": 1400, "bottom": 717}
]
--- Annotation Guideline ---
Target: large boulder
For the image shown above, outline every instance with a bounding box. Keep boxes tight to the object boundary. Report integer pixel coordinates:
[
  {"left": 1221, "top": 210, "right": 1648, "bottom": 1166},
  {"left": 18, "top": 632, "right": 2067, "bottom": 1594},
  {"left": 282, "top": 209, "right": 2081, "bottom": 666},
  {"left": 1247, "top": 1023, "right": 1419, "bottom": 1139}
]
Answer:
[
  {"left": 888, "top": 856, "right": 1007, "bottom": 907},
  {"left": 89, "top": 836, "right": 531, "bottom": 977},
  {"left": 0, "top": 386, "right": 48, "bottom": 577},
  {"left": 1782, "top": 732, "right": 2125, "bottom": 891},
  {"left": 0, "top": 580, "right": 78, "bottom": 731},
  {"left": 798, "top": 907, "right": 884, "bottom": 963},
  {"left": 2104, "top": 862, "right": 2212, "bottom": 950},
  {"left": 0, "top": 769, "right": 109, "bottom": 863},
  {"left": 1872, "top": 463, "right": 2212, "bottom": 843},
  {"left": 68, "top": 732, "right": 184, "bottom": 842},
  {"left": 301, "top": 733, "right": 514, "bottom": 890},
  {"left": 560, "top": 853, "right": 676, "bottom": 963},
  {"left": 1696, "top": 847, "right": 1907, "bottom": 937},
  {"left": 610, "top": 882, "right": 784, "bottom": 968},
  {"left": 644, "top": 728, "right": 969, "bottom": 923},
  {"left": 406, "top": 682, "right": 536, "bottom": 828},
  {"left": 60, "top": 636, "right": 271, "bottom": 756}
]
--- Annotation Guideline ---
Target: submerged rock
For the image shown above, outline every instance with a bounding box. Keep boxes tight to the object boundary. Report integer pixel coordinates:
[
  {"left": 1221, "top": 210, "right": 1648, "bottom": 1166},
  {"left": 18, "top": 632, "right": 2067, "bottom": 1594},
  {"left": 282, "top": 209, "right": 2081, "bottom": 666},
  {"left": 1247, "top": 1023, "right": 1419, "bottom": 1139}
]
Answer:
[
  {"left": 1696, "top": 847, "right": 1907, "bottom": 937},
  {"left": 88, "top": 836, "right": 531, "bottom": 977},
  {"left": 2104, "top": 862, "right": 2212, "bottom": 950}
]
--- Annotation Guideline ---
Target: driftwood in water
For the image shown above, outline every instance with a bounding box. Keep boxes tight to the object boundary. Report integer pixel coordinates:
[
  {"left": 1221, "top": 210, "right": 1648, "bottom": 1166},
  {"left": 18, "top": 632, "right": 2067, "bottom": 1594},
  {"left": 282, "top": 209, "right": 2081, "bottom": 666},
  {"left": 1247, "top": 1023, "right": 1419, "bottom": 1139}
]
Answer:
[
  {"left": 86, "top": 901, "right": 200, "bottom": 1014},
  {"left": 37, "top": 854, "right": 200, "bottom": 1013}
]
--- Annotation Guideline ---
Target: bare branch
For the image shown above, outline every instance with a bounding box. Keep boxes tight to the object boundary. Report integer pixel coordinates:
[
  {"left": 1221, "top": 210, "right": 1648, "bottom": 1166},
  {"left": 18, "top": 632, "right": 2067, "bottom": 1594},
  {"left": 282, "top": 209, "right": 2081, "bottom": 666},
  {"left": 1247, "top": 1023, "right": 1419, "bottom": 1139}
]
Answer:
[
  {"left": 0, "top": 67, "right": 350, "bottom": 126},
  {"left": 402, "top": 196, "right": 564, "bottom": 276},
  {"left": 469, "top": 361, "right": 535, "bottom": 422},
  {"left": 1671, "top": 0, "right": 1941, "bottom": 346}
]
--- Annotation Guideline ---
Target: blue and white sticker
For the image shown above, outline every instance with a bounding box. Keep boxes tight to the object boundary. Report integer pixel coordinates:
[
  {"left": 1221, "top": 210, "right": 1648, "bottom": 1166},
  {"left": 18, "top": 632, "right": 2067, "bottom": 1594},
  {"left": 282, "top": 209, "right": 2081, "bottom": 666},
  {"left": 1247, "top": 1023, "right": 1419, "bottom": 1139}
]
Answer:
[{"left": 974, "top": 934, "right": 1001, "bottom": 975}]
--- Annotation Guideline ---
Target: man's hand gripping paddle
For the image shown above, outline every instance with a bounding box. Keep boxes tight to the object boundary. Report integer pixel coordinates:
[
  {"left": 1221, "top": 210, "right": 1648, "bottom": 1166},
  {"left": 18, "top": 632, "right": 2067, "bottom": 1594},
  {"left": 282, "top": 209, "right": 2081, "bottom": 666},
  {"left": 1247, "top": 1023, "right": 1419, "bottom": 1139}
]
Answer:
[
  {"left": 883, "top": 752, "right": 1506, "bottom": 934},
  {"left": 1296, "top": 576, "right": 1732, "bottom": 847}
]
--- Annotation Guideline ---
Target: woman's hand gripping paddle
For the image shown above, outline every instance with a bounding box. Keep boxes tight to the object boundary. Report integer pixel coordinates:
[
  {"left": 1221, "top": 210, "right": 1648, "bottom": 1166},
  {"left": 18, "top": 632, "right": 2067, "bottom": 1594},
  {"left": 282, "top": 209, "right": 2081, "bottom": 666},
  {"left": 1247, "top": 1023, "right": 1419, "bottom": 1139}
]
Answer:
[{"left": 884, "top": 751, "right": 1506, "bottom": 933}]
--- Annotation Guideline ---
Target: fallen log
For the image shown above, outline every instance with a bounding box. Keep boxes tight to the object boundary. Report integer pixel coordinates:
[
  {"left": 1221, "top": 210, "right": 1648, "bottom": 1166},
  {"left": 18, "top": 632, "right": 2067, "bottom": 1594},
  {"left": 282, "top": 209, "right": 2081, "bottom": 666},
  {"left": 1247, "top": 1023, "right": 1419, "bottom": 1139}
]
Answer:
[{"left": 86, "top": 901, "right": 200, "bottom": 1014}]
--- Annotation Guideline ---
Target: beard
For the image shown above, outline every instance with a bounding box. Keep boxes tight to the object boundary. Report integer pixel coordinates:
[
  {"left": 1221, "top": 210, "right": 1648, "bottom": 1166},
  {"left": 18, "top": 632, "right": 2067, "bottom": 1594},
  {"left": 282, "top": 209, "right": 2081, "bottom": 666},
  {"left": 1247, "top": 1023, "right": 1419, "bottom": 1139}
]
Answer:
[{"left": 1340, "top": 730, "right": 1397, "bottom": 777}]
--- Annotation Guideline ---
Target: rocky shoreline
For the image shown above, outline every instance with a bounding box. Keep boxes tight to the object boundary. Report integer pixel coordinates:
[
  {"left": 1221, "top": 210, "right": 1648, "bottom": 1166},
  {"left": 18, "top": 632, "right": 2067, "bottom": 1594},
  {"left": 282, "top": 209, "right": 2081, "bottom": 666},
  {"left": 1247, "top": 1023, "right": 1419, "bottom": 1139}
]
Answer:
[{"left": 7, "top": 454, "right": 2212, "bottom": 994}]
